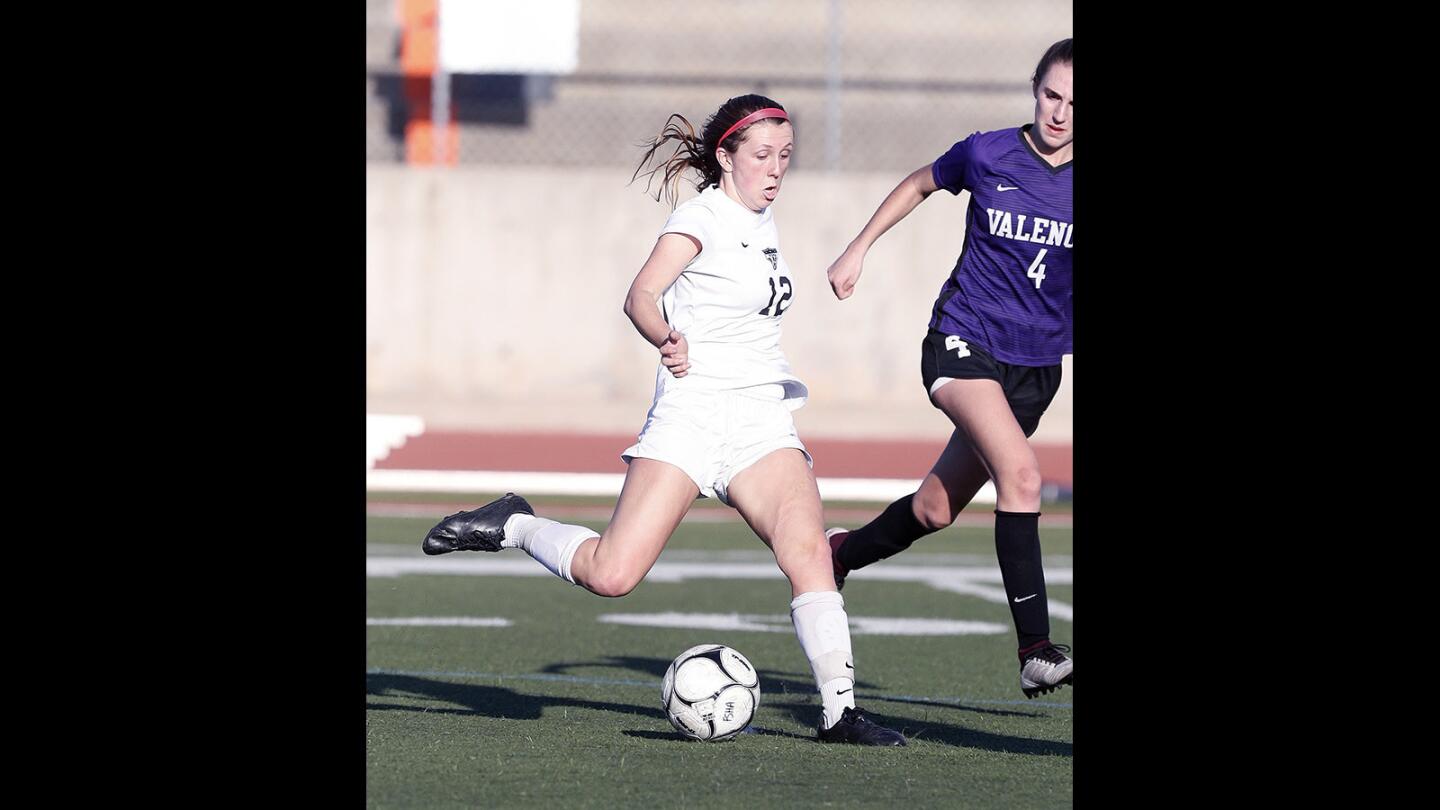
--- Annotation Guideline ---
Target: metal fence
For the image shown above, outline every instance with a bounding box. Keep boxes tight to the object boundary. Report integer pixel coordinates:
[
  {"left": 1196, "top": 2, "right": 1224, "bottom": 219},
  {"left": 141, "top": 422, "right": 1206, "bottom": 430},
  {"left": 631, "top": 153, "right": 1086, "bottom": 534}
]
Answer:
[{"left": 366, "top": 0, "right": 1072, "bottom": 173}]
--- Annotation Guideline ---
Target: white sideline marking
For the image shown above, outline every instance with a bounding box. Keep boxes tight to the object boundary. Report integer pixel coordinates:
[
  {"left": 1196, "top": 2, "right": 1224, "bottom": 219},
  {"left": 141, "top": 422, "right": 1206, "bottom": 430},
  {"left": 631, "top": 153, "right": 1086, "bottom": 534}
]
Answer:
[
  {"left": 366, "top": 556, "right": 1073, "bottom": 622},
  {"left": 366, "top": 469, "right": 996, "bottom": 504},
  {"left": 598, "top": 612, "right": 1008, "bottom": 635},
  {"left": 366, "top": 503, "right": 1070, "bottom": 528},
  {"left": 366, "top": 502, "right": 748, "bottom": 523},
  {"left": 366, "top": 617, "right": 512, "bottom": 627},
  {"left": 369, "top": 557, "right": 565, "bottom": 578},
  {"left": 924, "top": 580, "right": 1075, "bottom": 623}
]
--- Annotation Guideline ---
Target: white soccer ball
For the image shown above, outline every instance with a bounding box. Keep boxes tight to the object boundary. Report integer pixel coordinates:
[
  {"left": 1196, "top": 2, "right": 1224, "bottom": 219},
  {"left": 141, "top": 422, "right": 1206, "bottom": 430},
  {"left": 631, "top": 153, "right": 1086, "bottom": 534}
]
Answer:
[{"left": 661, "top": 643, "right": 760, "bottom": 741}]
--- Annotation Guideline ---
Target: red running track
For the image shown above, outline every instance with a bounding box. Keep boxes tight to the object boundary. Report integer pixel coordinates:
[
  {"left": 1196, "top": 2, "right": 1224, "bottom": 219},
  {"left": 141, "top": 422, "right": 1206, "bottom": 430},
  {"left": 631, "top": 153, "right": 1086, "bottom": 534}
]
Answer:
[{"left": 377, "top": 431, "right": 1073, "bottom": 488}]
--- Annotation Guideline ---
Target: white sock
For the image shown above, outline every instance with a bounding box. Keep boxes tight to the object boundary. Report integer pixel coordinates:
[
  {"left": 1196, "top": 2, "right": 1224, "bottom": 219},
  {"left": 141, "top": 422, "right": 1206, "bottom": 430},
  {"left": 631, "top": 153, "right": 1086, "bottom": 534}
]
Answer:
[
  {"left": 790, "top": 590, "right": 855, "bottom": 730},
  {"left": 504, "top": 514, "right": 597, "bottom": 585}
]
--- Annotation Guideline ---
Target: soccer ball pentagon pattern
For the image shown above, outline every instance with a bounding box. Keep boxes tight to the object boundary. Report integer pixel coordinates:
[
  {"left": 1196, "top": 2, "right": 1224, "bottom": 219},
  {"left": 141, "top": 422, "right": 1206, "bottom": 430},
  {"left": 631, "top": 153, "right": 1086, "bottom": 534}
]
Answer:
[{"left": 661, "top": 644, "right": 761, "bottom": 741}]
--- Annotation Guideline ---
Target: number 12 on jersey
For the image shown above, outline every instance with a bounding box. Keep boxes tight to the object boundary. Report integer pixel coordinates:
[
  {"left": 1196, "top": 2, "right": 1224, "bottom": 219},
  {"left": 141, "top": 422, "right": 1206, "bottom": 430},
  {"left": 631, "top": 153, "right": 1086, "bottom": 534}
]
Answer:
[{"left": 759, "top": 276, "right": 792, "bottom": 316}]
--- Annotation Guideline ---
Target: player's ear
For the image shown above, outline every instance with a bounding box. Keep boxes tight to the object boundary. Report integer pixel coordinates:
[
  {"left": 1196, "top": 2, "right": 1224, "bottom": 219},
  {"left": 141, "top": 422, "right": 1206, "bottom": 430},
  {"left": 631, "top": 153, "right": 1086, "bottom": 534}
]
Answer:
[{"left": 715, "top": 148, "right": 732, "bottom": 173}]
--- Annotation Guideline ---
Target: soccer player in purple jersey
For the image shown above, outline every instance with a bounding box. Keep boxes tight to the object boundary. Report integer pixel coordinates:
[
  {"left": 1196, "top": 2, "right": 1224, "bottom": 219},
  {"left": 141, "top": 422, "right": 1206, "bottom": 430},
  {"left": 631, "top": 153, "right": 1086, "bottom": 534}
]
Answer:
[{"left": 824, "top": 39, "right": 1074, "bottom": 698}]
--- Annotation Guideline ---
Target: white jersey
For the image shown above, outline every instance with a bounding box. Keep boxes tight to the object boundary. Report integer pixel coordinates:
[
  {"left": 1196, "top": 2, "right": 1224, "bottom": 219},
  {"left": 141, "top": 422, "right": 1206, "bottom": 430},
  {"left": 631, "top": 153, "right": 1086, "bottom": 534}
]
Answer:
[{"left": 654, "top": 185, "right": 808, "bottom": 409}]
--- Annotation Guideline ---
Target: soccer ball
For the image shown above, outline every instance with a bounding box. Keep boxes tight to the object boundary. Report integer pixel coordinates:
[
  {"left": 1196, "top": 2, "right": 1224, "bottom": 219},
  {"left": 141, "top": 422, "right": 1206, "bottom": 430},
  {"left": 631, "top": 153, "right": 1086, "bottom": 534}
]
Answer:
[{"left": 661, "top": 643, "right": 760, "bottom": 741}]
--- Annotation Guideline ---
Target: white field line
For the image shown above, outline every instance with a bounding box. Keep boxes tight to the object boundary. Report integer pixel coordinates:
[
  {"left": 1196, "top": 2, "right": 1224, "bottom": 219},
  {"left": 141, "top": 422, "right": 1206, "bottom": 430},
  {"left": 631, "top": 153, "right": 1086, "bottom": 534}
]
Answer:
[
  {"left": 366, "top": 617, "right": 512, "bottom": 627},
  {"left": 367, "top": 469, "right": 997, "bottom": 504},
  {"left": 365, "top": 546, "right": 1072, "bottom": 569},
  {"left": 364, "top": 613, "right": 1007, "bottom": 635},
  {"left": 366, "top": 556, "right": 1073, "bottom": 621},
  {"left": 365, "top": 501, "right": 1073, "bottom": 528},
  {"left": 596, "top": 612, "right": 1009, "bottom": 635}
]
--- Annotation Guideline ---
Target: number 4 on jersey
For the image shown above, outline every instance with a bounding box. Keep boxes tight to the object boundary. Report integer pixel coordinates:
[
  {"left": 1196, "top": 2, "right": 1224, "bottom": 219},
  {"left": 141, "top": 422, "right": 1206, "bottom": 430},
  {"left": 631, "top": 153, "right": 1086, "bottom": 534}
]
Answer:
[{"left": 1027, "top": 248, "right": 1048, "bottom": 289}]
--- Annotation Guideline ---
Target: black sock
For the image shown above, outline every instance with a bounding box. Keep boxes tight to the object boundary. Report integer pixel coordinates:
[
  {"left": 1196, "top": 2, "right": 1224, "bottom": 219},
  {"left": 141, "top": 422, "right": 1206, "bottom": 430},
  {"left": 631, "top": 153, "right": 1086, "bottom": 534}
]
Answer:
[
  {"left": 835, "top": 494, "right": 938, "bottom": 572},
  {"left": 995, "top": 510, "right": 1049, "bottom": 652}
]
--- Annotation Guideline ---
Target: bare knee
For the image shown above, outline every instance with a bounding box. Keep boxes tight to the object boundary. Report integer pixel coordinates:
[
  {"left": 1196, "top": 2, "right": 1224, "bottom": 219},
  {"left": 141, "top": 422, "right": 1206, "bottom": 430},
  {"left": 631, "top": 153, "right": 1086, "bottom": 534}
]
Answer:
[
  {"left": 996, "top": 464, "right": 1043, "bottom": 507},
  {"left": 773, "top": 536, "right": 830, "bottom": 575},
  {"left": 582, "top": 567, "right": 643, "bottom": 598},
  {"left": 912, "top": 490, "right": 958, "bottom": 531}
]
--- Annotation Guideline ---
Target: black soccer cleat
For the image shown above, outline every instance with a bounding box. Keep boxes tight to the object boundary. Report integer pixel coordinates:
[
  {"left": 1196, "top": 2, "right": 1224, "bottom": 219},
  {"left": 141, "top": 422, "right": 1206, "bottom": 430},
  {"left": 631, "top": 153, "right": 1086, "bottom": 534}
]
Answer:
[
  {"left": 825, "top": 528, "right": 850, "bottom": 591},
  {"left": 1020, "top": 642, "right": 1073, "bottom": 698},
  {"left": 817, "top": 706, "right": 906, "bottom": 746},
  {"left": 421, "top": 493, "right": 534, "bottom": 555}
]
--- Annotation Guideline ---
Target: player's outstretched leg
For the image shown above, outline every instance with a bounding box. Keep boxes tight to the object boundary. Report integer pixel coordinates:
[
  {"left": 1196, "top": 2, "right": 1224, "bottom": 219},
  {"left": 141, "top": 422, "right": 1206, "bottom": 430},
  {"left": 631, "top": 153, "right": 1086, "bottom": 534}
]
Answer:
[
  {"left": 422, "top": 492, "right": 533, "bottom": 555},
  {"left": 827, "top": 429, "right": 993, "bottom": 590},
  {"left": 1019, "top": 641, "right": 1073, "bottom": 698}
]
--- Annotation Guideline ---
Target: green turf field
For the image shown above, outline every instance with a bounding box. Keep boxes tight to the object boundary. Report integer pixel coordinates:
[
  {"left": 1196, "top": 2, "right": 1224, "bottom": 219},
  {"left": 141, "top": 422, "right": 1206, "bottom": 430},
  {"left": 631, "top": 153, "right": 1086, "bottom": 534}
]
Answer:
[{"left": 367, "top": 501, "right": 1073, "bottom": 808}]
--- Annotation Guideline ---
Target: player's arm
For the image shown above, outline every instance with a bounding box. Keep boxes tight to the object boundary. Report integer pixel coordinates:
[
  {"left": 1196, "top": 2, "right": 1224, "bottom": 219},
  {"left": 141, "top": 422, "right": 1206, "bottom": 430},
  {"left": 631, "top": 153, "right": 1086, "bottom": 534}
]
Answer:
[
  {"left": 826, "top": 164, "right": 940, "bottom": 300},
  {"left": 624, "top": 232, "right": 700, "bottom": 377}
]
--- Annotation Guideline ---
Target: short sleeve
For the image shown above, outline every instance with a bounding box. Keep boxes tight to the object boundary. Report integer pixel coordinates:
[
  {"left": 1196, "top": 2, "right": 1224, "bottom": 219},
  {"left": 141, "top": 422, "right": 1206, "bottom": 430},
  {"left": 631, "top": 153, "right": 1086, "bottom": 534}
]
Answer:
[
  {"left": 931, "top": 131, "right": 983, "bottom": 195},
  {"left": 659, "top": 204, "right": 713, "bottom": 255}
]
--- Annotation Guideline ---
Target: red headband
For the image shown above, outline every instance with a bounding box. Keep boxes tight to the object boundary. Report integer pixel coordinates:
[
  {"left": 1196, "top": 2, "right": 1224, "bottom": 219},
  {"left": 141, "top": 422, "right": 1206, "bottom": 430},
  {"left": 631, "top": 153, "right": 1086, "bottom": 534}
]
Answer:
[{"left": 717, "top": 107, "right": 789, "bottom": 147}]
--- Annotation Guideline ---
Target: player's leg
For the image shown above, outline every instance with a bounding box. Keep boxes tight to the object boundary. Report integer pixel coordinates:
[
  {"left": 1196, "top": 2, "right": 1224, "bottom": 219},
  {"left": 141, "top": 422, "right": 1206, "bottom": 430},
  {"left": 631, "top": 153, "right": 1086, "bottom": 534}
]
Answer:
[
  {"left": 566, "top": 458, "right": 699, "bottom": 596},
  {"left": 930, "top": 377, "right": 1070, "bottom": 696},
  {"left": 829, "top": 428, "right": 992, "bottom": 586},
  {"left": 727, "top": 448, "right": 832, "bottom": 598},
  {"left": 419, "top": 458, "right": 697, "bottom": 597},
  {"left": 929, "top": 377, "right": 1040, "bottom": 511},
  {"left": 726, "top": 448, "right": 905, "bottom": 746},
  {"left": 828, "top": 328, "right": 994, "bottom": 588}
]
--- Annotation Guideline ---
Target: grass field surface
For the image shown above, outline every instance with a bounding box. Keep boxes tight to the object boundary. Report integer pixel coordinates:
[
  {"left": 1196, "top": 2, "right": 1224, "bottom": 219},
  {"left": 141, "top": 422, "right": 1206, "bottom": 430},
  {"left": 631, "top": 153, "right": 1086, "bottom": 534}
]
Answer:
[{"left": 367, "top": 497, "right": 1073, "bottom": 808}]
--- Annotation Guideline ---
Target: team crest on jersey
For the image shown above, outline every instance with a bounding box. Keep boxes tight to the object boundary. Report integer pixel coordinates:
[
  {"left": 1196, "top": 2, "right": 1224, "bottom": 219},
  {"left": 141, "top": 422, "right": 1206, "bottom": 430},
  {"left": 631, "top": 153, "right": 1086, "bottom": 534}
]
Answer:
[{"left": 762, "top": 247, "right": 778, "bottom": 272}]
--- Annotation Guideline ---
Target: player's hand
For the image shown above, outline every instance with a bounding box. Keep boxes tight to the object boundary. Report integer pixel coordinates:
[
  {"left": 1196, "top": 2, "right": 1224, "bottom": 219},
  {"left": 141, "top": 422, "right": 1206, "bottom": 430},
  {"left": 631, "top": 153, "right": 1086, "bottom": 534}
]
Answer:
[
  {"left": 827, "top": 248, "right": 865, "bottom": 300},
  {"left": 660, "top": 329, "right": 690, "bottom": 377}
]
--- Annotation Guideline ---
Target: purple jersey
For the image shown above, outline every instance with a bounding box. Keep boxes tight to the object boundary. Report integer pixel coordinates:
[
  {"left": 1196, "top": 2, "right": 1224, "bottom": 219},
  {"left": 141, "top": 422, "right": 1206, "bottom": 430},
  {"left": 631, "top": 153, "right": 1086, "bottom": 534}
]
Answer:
[{"left": 930, "top": 125, "right": 1072, "bottom": 366}]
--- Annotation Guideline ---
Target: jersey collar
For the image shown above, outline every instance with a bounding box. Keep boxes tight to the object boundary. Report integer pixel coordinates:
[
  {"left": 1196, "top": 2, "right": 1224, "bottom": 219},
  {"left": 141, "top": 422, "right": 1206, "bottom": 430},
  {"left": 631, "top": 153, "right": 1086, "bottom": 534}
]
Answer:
[
  {"left": 703, "top": 184, "right": 772, "bottom": 230},
  {"left": 1017, "top": 125, "right": 1073, "bottom": 174}
]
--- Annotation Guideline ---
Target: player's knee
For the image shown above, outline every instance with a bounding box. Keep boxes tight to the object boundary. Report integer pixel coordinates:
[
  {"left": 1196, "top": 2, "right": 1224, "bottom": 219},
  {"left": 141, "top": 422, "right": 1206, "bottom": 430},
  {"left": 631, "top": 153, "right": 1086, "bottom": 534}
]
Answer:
[
  {"left": 585, "top": 568, "right": 643, "bottom": 598},
  {"left": 771, "top": 536, "right": 830, "bottom": 578},
  {"left": 912, "top": 493, "right": 957, "bottom": 531},
  {"left": 998, "top": 465, "right": 1043, "bottom": 505}
]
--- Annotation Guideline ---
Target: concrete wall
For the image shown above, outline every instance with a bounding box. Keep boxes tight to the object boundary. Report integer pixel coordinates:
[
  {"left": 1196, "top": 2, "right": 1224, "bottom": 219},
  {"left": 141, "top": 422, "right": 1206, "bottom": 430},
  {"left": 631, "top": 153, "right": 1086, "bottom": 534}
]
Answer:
[{"left": 367, "top": 165, "right": 1071, "bottom": 442}]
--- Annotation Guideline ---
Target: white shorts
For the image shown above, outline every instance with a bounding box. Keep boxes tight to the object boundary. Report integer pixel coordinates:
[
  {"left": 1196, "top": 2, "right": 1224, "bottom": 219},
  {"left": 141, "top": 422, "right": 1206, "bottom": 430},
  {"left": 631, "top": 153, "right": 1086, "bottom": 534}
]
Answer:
[{"left": 621, "top": 385, "right": 812, "bottom": 505}]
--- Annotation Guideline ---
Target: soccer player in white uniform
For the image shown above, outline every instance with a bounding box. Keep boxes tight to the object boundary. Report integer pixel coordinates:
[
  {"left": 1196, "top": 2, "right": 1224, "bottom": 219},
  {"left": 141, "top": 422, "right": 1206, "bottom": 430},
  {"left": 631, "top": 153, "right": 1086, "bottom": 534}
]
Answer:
[{"left": 422, "top": 95, "right": 906, "bottom": 746}]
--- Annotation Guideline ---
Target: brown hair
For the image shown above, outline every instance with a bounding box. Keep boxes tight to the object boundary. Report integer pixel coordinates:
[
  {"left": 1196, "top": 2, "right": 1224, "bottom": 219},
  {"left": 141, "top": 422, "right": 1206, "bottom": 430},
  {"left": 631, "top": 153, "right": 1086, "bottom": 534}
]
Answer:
[
  {"left": 1032, "top": 38, "right": 1073, "bottom": 94},
  {"left": 631, "top": 94, "right": 789, "bottom": 207}
]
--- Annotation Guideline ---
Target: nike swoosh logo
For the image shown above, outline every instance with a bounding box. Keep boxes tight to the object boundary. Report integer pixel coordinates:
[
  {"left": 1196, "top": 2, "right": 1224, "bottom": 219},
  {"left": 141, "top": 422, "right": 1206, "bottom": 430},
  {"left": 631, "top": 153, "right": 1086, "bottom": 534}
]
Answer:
[
  {"left": 836, "top": 688, "right": 852, "bottom": 695},
  {"left": 741, "top": 242, "right": 749, "bottom": 247},
  {"left": 1014, "top": 594, "right": 1037, "bottom": 602},
  {"left": 844, "top": 662, "right": 854, "bottom": 669},
  {"left": 996, "top": 184, "right": 1020, "bottom": 192}
]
